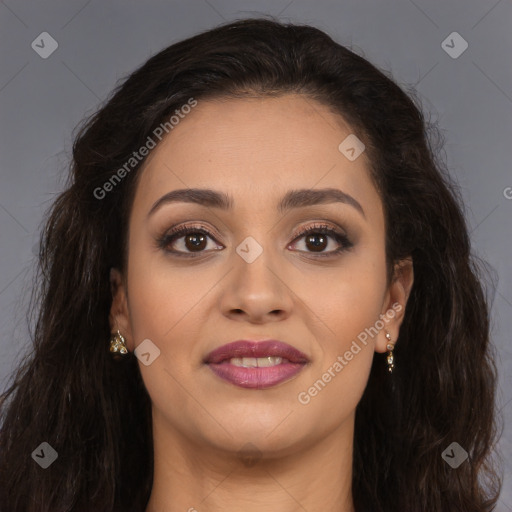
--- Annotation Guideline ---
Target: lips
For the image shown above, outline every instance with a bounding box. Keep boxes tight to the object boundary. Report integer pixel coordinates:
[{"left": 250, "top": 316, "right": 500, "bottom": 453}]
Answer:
[
  {"left": 204, "top": 340, "right": 309, "bottom": 364},
  {"left": 204, "top": 340, "right": 309, "bottom": 389}
]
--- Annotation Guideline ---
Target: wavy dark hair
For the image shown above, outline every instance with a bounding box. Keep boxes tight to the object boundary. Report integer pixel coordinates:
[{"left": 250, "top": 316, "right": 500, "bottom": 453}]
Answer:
[{"left": 0, "top": 16, "right": 502, "bottom": 512}]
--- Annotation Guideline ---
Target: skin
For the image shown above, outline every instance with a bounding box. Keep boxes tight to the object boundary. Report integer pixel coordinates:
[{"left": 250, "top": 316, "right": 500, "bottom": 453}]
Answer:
[{"left": 110, "top": 94, "right": 414, "bottom": 512}]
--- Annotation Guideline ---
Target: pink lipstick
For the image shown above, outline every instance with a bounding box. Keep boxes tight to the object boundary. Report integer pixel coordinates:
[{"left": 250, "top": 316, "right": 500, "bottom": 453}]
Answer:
[{"left": 204, "top": 340, "right": 309, "bottom": 389}]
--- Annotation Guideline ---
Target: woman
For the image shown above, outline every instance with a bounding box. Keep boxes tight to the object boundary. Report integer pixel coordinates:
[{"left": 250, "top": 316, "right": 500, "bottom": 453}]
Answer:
[{"left": 0, "top": 17, "right": 501, "bottom": 512}]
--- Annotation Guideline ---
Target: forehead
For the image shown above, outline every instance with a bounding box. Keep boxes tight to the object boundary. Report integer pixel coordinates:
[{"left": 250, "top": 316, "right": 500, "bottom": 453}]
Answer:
[{"left": 133, "top": 94, "right": 380, "bottom": 217}]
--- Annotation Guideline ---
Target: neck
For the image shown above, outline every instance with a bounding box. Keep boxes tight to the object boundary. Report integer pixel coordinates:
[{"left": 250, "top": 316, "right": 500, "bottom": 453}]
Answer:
[{"left": 144, "top": 411, "right": 356, "bottom": 512}]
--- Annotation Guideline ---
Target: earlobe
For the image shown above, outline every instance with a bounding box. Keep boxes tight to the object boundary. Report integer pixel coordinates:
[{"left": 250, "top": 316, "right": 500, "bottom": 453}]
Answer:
[
  {"left": 108, "top": 267, "right": 132, "bottom": 349},
  {"left": 375, "top": 257, "right": 414, "bottom": 353}
]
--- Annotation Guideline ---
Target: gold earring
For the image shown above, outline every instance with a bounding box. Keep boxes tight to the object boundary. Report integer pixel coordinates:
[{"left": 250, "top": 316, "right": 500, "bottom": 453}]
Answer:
[
  {"left": 109, "top": 330, "right": 128, "bottom": 355},
  {"left": 385, "top": 331, "right": 395, "bottom": 373}
]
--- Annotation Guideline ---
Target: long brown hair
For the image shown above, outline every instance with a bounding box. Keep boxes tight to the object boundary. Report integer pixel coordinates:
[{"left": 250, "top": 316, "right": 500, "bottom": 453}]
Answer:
[{"left": 0, "top": 17, "right": 501, "bottom": 511}]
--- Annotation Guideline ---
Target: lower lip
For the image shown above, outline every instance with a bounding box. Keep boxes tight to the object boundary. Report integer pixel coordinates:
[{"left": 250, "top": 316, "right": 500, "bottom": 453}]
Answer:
[{"left": 207, "top": 361, "right": 306, "bottom": 389}]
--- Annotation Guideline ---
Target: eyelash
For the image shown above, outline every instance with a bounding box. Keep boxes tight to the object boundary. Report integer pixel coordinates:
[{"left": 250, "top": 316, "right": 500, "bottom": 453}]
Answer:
[{"left": 156, "top": 222, "right": 353, "bottom": 258}]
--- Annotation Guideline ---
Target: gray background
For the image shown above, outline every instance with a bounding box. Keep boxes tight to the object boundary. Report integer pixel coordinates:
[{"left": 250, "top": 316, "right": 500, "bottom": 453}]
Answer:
[{"left": 0, "top": 0, "right": 511, "bottom": 507}]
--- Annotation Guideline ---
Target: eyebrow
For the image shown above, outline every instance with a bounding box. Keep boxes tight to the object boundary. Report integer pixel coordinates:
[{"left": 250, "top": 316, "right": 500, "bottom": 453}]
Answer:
[{"left": 147, "top": 187, "right": 365, "bottom": 219}]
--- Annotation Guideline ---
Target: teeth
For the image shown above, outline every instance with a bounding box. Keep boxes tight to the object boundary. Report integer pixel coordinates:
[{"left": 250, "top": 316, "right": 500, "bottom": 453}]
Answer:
[
  {"left": 256, "top": 356, "right": 283, "bottom": 367},
  {"left": 229, "top": 356, "right": 284, "bottom": 368}
]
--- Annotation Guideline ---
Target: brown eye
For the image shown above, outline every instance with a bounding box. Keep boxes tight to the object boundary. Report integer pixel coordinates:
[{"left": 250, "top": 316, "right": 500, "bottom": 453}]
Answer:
[
  {"left": 157, "top": 222, "right": 352, "bottom": 258},
  {"left": 158, "top": 226, "right": 223, "bottom": 256},
  {"left": 304, "top": 233, "right": 328, "bottom": 252},
  {"left": 289, "top": 224, "right": 353, "bottom": 257},
  {"left": 182, "top": 232, "right": 208, "bottom": 252}
]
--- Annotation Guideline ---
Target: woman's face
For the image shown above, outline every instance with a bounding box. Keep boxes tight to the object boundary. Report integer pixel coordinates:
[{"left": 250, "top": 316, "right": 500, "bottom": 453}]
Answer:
[{"left": 111, "top": 93, "right": 412, "bottom": 458}]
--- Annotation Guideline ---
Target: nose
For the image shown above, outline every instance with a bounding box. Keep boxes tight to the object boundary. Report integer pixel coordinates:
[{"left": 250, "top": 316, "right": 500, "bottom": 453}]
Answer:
[{"left": 219, "top": 243, "right": 294, "bottom": 324}]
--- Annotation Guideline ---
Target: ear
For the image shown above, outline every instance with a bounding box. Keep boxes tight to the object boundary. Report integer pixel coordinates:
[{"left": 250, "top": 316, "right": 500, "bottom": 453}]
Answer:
[
  {"left": 109, "top": 267, "right": 134, "bottom": 351},
  {"left": 375, "top": 257, "right": 414, "bottom": 353}
]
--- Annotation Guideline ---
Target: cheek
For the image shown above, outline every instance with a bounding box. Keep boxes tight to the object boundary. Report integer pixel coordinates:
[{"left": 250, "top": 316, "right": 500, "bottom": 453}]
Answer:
[
  {"left": 125, "top": 245, "right": 206, "bottom": 344},
  {"left": 124, "top": 250, "right": 208, "bottom": 424},
  {"left": 294, "top": 267, "right": 384, "bottom": 424},
  {"left": 294, "top": 252, "right": 388, "bottom": 344},
  {"left": 293, "top": 252, "right": 386, "bottom": 405}
]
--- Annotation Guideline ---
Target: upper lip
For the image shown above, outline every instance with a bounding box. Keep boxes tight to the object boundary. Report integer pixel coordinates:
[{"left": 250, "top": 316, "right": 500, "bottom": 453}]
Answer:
[{"left": 204, "top": 340, "right": 310, "bottom": 364}]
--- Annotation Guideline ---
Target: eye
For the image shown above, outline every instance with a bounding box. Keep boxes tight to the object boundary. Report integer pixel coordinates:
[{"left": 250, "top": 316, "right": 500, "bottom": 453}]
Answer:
[
  {"left": 157, "top": 222, "right": 353, "bottom": 257},
  {"left": 157, "top": 224, "right": 223, "bottom": 256},
  {"left": 289, "top": 223, "right": 353, "bottom": 257}
]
